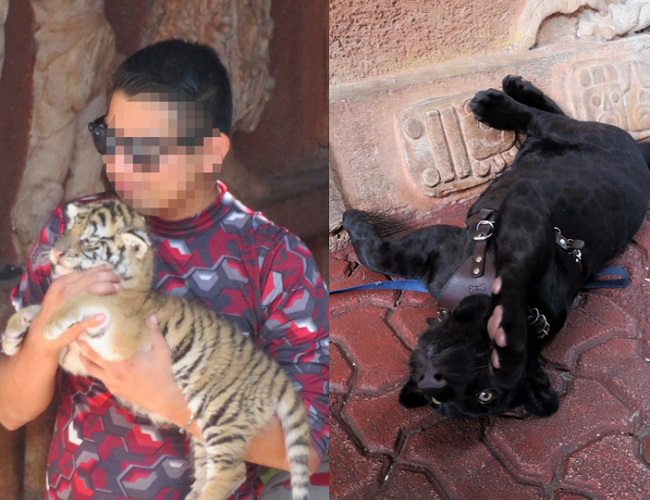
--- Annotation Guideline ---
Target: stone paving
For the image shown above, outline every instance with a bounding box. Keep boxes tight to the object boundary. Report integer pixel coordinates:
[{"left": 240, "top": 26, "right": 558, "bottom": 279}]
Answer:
[{"left": 329, "top": 202, "right": 650, "bottom": 499}]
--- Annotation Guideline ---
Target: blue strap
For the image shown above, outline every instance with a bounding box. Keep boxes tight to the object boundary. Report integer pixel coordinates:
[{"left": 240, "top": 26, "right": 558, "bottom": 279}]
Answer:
[
  {"left": 581, "top": 266, "right": 629, "bottom": 289},
  {"left": 329, "top": 279, "right": 428, "bottom": 294},
  {"left": 329, "top": 267, "right": 629, "bottom": 294}
]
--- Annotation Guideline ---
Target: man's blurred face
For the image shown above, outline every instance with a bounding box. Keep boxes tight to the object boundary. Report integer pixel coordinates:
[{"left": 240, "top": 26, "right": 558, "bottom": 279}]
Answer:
[{"left": 101, "top": 91, "right": 229, "bottom": 218}]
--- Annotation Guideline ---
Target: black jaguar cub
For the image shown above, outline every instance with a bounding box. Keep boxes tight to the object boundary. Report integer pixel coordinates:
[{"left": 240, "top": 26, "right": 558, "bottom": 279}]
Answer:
[{"left": 343, "top": 76, "right": 650, "bottom": 418}]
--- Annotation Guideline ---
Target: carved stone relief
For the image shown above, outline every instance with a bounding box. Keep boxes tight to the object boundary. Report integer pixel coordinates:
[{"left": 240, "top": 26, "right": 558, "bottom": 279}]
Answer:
[
  {"left": 0, "top": 0, "right": 8, "bottom": 79},
  {"left": 578, "top": 0, "right": 650, "bottom": 40},
  {"left": 512, "top": 0, "right": 607, "bottom": 50},
  {"left": 565, "top": 57, "right": 650, "bottom": 140},
  {"left": 398, "top": 96, "right": 517, "bottom": 198},
  {"left": 11, "top": 0, "right": 115, "bottom": 261},
  {"left": 142, "top": 0, "right": 274, "bottom": 134}
]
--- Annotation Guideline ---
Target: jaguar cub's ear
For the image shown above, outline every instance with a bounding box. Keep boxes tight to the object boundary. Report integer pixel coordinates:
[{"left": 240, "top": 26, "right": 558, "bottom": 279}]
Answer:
[
  {"left": 121, "top": 232, "right": 150, "bottom": 260},
  {"left": 521, "top": 361, "right": 559, "bottom": 417},
  {"left": 398, "top": 378, "right": 431, "bottom": 408}
]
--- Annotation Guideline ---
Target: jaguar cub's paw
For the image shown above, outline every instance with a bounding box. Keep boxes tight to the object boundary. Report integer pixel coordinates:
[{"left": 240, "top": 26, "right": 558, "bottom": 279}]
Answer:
[
  {"left": 469, "top": 89, "right": 512, "bottom": 128},
  {"left": 342, "top": 209, "right": 377, "bottom": 238},
  {"left": 502, "top": 75, "right": 535, "bottom": 100},
  {"left": 2, "top": 305, "right": 40, "bottom": 355}
]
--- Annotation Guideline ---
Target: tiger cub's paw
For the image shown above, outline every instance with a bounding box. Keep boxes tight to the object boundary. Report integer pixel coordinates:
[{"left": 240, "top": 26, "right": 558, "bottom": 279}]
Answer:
[
  {"left": 2, "top": 305, "right": 41, "bottom": 355},
  {"left": 43, "top": 313, "right": 82, "bottom": 341}
]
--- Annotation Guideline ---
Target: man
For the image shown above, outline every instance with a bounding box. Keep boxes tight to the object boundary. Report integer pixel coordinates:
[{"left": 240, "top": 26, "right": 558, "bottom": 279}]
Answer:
[{"left": 0, "top": 39, "right": 329, "bottom": 498}]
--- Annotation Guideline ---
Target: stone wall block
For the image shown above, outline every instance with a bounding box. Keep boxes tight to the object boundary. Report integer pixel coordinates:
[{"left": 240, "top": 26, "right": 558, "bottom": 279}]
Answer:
[
  {"left": 398, "top": 94, "right": 517, "bottom": 198},
  {"left": 142, "top": 0, "right": 274, "bottom": 134},
  {"left": 11, "top": 0, "right": 115, "bottom": 261}
]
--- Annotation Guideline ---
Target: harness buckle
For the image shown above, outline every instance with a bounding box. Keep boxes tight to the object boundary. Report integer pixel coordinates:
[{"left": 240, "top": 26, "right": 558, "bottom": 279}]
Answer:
[{"left": 474, "top": 220, "right": 495, "bottom": 241}]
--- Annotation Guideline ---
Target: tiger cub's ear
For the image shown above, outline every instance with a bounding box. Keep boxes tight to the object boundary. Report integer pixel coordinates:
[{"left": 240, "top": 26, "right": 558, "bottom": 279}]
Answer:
[
  {"left": 64, "top": 202, "right": 84, "bottom": 226},
  {"left": 121, "top": 232, "right": 150, "bottom": 259}
]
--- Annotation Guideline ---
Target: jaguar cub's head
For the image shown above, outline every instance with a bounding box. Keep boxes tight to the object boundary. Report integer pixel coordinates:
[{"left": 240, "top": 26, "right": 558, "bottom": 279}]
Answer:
[
  {"left": 51, "top": 199, "right": 153, "bottom": 289},
  {"left": 399, "top": 294, "right": 559, "bottom": 419}
]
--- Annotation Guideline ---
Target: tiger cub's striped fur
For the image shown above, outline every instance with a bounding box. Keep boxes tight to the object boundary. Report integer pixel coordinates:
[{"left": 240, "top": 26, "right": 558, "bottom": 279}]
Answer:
[{"left": 3, "top": 199, "right": 311, "bottom": 500}]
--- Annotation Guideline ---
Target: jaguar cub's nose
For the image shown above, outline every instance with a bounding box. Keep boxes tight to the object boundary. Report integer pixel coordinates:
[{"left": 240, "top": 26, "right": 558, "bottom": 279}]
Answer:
[{"left": 418, "top": 370, "right": 447, "bottom": 390}]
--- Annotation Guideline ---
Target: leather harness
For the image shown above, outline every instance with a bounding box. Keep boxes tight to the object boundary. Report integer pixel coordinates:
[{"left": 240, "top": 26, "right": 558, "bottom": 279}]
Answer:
[
  {"left": 436, "top": 209, "right": 585, "bottom": 338},
  {"left": 437, "top": 208, "right": 497, "bottom": 318}
]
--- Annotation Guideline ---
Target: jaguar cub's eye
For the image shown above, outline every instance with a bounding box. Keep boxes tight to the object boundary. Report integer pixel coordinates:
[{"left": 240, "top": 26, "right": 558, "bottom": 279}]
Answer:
[{"left": 478, "top": 389, "right": 495, "bottom": 404}]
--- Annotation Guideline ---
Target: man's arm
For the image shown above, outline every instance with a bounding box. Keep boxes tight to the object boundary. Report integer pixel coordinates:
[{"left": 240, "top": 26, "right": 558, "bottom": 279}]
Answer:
[
  {"left": 0, "top": 335, "right": 60, "bottom": 430},
  {"left": 0, "top": 315, "right": 103, "bottom": 429},
  {"left": 0, "top": 267, "right": 120, "bottom": 430}
]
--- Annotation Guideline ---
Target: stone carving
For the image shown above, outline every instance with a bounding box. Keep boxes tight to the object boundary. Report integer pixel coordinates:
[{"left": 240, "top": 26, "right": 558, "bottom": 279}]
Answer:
[
  {"left": 142, "top": 0, "right": 274, "bottom": 134},
  {"left": 0, "top": 0, "right": 8, "bottom": 79},
  {"left": 11, "top": 0, "right": 115, "bottom": 261},
  {"left": 398, "top": 95, "right": 517, "bottom": 198},
  {"left": 512, "top": 0, "right": 607, "bottom": 50},
  {"left": 566, "top": 58, "right": 650, "bottom": 139},
  {"left": 578, "top": 0, "right": 650, "bottom": 40}
]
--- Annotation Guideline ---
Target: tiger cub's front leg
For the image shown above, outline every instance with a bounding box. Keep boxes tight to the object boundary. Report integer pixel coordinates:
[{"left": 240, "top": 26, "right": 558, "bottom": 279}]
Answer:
[{"left": 2, "top": 305, "right": 41, "bottom": 355}]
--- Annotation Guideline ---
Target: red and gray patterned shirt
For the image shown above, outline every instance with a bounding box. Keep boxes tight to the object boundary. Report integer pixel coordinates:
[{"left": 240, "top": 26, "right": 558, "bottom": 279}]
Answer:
[{"left": 9, "top": 181, "right": 329, "bottom": 499}]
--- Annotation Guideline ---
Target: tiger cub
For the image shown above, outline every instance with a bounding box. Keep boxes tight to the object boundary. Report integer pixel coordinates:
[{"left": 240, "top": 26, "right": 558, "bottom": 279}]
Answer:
[{"left": 2, "top": 199, "right": 311, "bottom": 500}]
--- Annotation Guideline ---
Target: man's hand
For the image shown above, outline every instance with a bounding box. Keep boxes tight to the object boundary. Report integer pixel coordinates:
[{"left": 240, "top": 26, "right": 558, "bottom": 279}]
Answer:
[
  {"left": 76, "top": 314, "right": 188, "bottom": 424},
  {"left": 487, "top": 276, "right": 506, "bottom": 369}
]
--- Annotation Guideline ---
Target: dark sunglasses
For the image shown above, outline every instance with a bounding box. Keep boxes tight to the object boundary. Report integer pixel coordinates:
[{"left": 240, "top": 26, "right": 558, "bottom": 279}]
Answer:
[{"left": 88, "top": 114, "right": 218, "bottom": 164}]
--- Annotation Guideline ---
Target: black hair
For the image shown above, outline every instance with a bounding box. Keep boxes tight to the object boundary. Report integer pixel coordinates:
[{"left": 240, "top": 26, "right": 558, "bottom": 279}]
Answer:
[{"left": 113, "top": 39, "right": 233, "bottom": 135}]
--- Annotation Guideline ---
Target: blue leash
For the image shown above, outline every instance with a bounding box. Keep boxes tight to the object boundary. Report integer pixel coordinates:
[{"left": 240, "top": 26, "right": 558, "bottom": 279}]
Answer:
[{"left": 330, "top": 267, "right": 629, "bottom": 294}]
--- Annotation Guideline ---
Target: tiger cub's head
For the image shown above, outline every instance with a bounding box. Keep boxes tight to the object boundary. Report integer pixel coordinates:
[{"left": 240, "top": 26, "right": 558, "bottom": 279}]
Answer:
[{"left": 51, "top": 199, "right": 154, "bottom": 290}]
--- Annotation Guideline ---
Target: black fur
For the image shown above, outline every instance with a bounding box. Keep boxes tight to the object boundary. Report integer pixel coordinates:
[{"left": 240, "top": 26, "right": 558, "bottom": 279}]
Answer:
[{"left": 343, "top": 76, "right": 650, "bottom": 418}]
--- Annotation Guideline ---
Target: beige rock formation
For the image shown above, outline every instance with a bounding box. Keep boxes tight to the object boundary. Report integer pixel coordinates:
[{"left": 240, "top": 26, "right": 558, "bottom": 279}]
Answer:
[
  {"left": 512, "top": 0, "right": 608, "bottom": 49},
  {"left": 11, "top": 0, "right": 115, "bottom": 261},
  {"left": 142, "top": 0, "right": 274, "bottom": 134},
  {"left": 578, "top": 0, "right": 650, "bottom": 40}
]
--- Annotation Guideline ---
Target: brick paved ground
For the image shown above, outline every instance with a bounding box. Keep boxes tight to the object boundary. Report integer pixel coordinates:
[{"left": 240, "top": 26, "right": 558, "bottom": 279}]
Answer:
[{"left": 330, "top": 203, "right": 650, "bottom": 499}]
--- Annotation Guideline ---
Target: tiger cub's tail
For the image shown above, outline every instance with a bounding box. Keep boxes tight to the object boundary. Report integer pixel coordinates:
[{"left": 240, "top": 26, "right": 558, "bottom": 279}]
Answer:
[{"left": 276, "top": 378, "right": 312, "bottom": 500}]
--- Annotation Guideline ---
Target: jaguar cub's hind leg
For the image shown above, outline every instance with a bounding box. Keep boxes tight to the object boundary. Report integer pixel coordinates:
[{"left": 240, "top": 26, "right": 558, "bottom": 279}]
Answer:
[
  {"left": 469, "top": 88, "right": 539, "bottom": 132},
  {"left": 471, "top": 87, "right": 583, "bottom": 149},
  {"left": 501, "top": 75, "right": 565, "bottom": 115},
  {"left": 342, "top": 209, "right": 463, "bottom": 282},
  {"left": 2, "top": 305, "right": 41, "bottom": 355}
]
